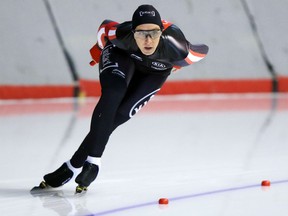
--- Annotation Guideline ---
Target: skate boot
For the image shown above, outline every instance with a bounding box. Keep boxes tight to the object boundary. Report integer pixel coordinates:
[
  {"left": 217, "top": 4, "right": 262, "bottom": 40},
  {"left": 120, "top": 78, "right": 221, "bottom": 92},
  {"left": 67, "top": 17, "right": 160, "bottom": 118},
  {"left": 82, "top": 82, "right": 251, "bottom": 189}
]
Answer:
[
  {"left": 75, "top": 161, "right": 99, "bottom": 193},
  {"left": 31, "top": 162, "right": 80, "bottom": 193},
  {"left": 43, "top": 162, "right": 74, "bottom": 188}
]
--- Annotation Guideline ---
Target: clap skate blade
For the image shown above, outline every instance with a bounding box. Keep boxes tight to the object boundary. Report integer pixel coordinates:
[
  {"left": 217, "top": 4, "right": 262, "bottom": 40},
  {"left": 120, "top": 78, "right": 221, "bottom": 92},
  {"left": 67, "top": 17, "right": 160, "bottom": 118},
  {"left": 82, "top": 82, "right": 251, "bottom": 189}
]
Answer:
[
  {"left": 30, "top": 181, "right": 51, "bottom": 194},
  {"left": 75, "top": 185, "right": 88, "bottom": 194}
]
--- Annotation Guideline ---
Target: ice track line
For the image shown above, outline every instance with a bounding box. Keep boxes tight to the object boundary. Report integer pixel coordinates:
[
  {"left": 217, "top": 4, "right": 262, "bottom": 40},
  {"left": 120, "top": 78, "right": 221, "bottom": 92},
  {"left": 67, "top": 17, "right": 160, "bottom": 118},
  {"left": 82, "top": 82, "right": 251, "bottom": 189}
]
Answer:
[{"left": 85, "top": 179, "right": 288, "bottom": 216}]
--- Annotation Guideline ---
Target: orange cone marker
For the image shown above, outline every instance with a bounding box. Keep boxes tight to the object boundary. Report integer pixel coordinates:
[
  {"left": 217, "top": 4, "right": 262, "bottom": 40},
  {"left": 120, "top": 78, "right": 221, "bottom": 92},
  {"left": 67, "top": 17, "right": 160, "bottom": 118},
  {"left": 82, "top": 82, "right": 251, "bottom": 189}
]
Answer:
[
  {"left": 159, "top": 198, "right": 169, "bottom": 205},
  {"left": 261, "top": 180, "right": 271, "bottom": 186}
]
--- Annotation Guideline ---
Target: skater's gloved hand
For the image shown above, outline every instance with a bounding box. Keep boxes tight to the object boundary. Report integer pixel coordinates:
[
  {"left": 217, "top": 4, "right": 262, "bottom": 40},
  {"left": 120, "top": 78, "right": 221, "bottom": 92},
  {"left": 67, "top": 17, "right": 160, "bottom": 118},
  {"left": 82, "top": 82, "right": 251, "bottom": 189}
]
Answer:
[
  {"left": 172, "top": 65, "right": 181, "bottom": 72},
  {"left": 89, "top": 43, "right": 102, "bottom": 66}
]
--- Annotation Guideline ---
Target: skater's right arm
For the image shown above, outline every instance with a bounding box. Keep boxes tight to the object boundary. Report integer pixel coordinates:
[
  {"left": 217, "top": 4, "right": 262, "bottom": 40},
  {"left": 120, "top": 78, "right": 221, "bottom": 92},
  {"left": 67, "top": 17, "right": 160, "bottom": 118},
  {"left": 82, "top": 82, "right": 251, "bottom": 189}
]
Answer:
[{"left": 89, "top": 20, "right": 119, "bottom": 66}]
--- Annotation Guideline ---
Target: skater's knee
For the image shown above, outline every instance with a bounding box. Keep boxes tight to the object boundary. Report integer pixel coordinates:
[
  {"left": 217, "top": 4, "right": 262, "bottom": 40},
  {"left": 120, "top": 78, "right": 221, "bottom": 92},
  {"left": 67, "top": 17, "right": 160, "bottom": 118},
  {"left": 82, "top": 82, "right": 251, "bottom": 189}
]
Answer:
[{"left": 112, "top": 112, "right": 130, "bottom": 131}]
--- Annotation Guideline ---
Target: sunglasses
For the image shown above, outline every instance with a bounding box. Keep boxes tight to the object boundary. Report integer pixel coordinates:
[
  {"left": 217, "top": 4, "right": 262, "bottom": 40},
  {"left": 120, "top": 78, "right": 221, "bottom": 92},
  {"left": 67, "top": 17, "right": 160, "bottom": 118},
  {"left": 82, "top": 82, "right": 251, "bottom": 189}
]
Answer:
[{"left": 133, "top": 29, "right": 162, "bottom": 39}]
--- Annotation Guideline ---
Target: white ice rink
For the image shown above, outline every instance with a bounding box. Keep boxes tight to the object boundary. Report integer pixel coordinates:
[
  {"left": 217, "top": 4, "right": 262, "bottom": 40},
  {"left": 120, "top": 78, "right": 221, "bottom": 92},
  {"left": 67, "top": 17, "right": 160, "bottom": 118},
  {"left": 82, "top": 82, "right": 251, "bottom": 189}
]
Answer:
[{"left": 0, "top": 93, "right": 288, "bottom": 216}]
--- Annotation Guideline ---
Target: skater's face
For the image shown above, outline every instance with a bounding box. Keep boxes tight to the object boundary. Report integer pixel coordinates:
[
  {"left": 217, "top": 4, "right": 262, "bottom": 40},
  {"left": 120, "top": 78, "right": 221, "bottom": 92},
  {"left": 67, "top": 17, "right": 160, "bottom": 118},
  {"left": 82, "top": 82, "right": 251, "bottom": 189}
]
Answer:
[{"left": 134, "top": 24, "right": 162, "bottom": 56}]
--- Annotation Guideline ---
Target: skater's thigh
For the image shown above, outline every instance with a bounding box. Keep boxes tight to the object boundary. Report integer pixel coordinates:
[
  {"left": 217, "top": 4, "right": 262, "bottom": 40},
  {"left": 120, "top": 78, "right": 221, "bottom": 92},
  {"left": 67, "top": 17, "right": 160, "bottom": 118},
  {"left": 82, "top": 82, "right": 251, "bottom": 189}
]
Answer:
[
  {"left": 99, "top": 43, "right": 135, "bottom": 90},
  {"left": 117, "top": 72, "right": 169, "bottom": 118}
]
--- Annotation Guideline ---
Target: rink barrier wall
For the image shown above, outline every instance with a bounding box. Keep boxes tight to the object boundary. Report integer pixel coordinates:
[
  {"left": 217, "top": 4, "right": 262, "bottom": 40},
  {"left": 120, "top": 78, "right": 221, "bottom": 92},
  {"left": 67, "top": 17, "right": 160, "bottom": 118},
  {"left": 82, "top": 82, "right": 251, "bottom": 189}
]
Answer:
[
  {"left": 81, "top": 77, "right": 288, "bottom": 96},
  {"left": 1, "top": 77, "right": 288, "bottom": 99},
  {"left": 1, "top": 1, "right": 288, "bottom": 99},
  {"left": 0, "top": 85, "right": 74, "bottom": 99},
  {"left": 279, "top": 76, "right": 288, "bottom": 92}
]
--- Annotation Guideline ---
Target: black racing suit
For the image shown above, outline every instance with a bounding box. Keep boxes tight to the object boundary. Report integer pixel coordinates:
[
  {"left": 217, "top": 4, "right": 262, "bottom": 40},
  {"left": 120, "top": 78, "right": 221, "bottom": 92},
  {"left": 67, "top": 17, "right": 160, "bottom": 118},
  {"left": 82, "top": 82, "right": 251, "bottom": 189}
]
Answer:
[{"left": 70, "top": 20, "right": 209, "bottom": 168}]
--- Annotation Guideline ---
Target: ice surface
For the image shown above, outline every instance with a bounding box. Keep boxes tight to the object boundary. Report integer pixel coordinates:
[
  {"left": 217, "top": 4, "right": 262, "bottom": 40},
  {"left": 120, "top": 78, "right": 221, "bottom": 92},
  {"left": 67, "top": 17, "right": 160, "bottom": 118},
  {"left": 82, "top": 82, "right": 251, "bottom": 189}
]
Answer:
[{"left": 0, "top": 94, "right": 288, "bottom": 216}]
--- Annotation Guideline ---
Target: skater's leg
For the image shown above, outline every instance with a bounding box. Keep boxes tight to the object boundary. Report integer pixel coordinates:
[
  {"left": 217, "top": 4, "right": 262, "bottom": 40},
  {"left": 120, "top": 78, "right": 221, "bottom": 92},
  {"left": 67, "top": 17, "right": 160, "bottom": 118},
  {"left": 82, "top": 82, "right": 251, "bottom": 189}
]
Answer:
[
  {"left": 73, "top": 45, "right": 136, "bottom": 191},
  {"left": 82, "top": 71, "right": 170, "bottom": 158},
  {"left": 111, "top": 70, "right": 170, "bottom": 131},
  {"left": 70, "top": 71, "right": 170, "bottom": 190},
  {"left": 69, "top": 85, "right": 127, "bottom": 167},
  {"left": 70, "top": 44, "right": 135, "bottom": 168},
  {"left": 38, "top": 45, "right": 134, "bottom": 191}
]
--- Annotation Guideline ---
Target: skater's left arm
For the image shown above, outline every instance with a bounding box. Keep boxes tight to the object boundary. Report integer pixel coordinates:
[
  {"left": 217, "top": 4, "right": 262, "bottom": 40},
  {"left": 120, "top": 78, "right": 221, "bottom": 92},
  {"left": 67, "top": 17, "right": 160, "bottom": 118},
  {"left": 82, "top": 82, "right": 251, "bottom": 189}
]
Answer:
[
  {"left": 161, "top": 21, "right": 209, "bottom": 71},
  {"left": 172, "top": 42, "right": 209, "bottom": 71}
]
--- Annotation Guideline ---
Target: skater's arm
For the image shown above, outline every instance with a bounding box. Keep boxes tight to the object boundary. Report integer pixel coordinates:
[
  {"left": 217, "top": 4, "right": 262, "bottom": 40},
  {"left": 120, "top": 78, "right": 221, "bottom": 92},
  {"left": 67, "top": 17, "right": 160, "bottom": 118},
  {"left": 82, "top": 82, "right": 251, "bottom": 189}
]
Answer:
[
  {"left": 89, "top": 20, "right": 119, "bottom": 66},
  {"left": 161, "top": 22, "right": 209, "bottom": 71},
  {"left": 172, "top": 43, "right": 209, "bottom": 71},
  {"left": 96, "top": 20, "right": 119, "bottom": 49}
]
